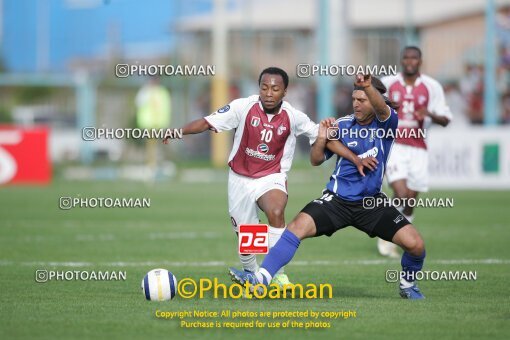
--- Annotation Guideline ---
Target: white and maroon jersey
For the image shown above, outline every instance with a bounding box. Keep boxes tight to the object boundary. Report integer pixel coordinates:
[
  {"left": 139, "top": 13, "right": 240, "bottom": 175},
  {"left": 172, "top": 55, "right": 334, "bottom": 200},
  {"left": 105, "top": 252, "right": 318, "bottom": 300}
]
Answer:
[
  {"left": 204, "top": 95, "right": 318, "bottom": 178},
  {"left": 382, "top": 73, "right": 452, "bottom": 149}
]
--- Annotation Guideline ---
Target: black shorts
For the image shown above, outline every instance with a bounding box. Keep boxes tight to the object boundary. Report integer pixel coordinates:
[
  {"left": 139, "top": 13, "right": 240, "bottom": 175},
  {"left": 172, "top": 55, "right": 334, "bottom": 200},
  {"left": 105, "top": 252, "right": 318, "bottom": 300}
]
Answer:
[{"left": 301, "top": 191, "right": 409, "bottom": 241}]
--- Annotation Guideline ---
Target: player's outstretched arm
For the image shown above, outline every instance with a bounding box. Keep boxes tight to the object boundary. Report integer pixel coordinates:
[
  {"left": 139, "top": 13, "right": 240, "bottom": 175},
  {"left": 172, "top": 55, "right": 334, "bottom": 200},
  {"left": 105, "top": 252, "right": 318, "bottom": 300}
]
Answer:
[
  {"left": 354, "top": 74, "right": 390, "bottom": 121},
  {"left": 310, "top": 118, "right": 335, "bottom": 166},
  {"left": 310, "top": 117, "right": 378, "bottom": 175},
  {"left": 415, "top": 108, "right": 450, "bottom": 127},
  {"left": 180, "top": 118, "right": 211, "bottom": 135},
  {"left": 310, "top": 139, "right": 327, "bottom": 166},
  {"left": 163, "top": 118, "right": 210, "bottom": 144},
  {"left": 414, "top": 80, "right": 451, "bottom": 127}
]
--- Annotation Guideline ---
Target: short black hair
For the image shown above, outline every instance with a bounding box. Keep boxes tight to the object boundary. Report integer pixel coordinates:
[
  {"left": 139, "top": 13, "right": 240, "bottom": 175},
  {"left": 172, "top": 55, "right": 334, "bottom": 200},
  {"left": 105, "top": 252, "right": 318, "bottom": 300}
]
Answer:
[
  {"left": 403, "top": 46, "right": 422, "bottom": 58},
  {"left": 258, "top": 67, "right": 289, "bottom": 89}
]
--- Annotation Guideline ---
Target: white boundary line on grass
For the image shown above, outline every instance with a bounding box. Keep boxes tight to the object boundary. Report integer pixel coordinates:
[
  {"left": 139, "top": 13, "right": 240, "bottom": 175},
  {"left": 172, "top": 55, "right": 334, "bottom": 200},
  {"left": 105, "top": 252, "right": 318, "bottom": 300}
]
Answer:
[{"left": 0, "top": 258, "right": 508, "bottom": 267}]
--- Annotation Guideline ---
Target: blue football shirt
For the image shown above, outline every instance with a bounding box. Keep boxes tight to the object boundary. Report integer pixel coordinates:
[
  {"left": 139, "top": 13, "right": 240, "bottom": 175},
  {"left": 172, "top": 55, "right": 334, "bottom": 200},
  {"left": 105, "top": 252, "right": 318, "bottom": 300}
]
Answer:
[{"left": 325, "top": 107, "right": 398, "bottom": 201}]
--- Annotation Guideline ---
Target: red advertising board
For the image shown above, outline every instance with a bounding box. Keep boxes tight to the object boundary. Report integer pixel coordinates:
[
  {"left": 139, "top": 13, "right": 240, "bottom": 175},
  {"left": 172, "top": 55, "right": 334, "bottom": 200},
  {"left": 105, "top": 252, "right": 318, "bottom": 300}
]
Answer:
[{"left": 0, "top": 125, "right": 51, "bottom": 184}]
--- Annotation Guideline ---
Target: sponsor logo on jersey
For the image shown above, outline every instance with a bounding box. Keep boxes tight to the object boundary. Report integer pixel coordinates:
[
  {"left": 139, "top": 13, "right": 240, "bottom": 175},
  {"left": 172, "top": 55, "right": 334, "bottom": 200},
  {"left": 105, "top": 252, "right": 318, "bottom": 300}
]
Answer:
[
  {"left": 217, "top": 104, "right": 230, "bottom": 113},
  {"left": 257, "top": 143, "right": 269, "bottom": 154},
  {"left": 277, "top": 125, "right": 287, "bottom": 135},
  {"left": 392, "top": 91, "right": 401, "bottom": 102},
  {"left": 251, "top": 117, "right": 260, "bottom": 127},
  {"left": 347, "top": 141, "right": 357, "bottom": 148},
  {"left": 418, "top": 95, "right": 427, "bottom": 106},
  {"left": 251, "top": 116, "right": 261, "bottom": 127},
  {"left": 358, "top": 146, "right": 378, "bottom": 159},
  {"left": 245, "top": 147, "right": 275, "bottom": 161}
]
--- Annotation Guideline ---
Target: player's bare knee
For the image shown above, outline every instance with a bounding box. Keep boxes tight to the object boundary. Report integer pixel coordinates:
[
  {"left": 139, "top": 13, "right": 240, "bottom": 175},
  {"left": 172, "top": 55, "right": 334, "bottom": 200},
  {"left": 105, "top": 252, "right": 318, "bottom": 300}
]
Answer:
[
  {"left": 407, "top": 235, "right": 425, "bottom": 256},
  {"left": 270, "top": 207, "right": 284, "bottom": 219},
  {"left": 266, "top": 207, "right": 285, "bottom": 227},
  {"left": 414, "top": 236, "right": 425, "bottom": 256}
]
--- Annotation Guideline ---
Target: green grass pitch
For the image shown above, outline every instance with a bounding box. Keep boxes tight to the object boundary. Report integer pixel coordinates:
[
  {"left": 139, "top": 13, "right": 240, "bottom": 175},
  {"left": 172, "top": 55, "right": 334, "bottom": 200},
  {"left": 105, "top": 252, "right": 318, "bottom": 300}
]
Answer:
[{"left": 1, "top": 176, "right": 509, "bottom": 339}]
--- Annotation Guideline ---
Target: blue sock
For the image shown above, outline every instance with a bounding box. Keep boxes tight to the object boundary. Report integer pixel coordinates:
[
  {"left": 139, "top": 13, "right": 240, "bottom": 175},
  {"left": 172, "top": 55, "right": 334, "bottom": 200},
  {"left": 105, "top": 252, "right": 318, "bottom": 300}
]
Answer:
[
  {"left": 260, "top": 229, "right": 301, "bottom": 278},
  {"left": 401, "top": 251, "right": 426, "bottom": 283}
]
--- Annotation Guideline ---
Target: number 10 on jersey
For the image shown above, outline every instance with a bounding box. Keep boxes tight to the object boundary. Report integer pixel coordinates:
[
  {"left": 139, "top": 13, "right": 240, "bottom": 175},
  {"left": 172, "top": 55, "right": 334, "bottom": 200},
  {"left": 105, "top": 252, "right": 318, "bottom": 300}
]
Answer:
[{"left": 260, "top": 129, "right": 273, "bottom": 143}]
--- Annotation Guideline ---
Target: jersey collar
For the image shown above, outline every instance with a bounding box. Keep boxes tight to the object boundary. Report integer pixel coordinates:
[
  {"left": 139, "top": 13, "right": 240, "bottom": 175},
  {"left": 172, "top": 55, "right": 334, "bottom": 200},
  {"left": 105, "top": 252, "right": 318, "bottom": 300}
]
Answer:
[
  {"left": 398, "top": 72, "right": 423, "bottom": 87},
  {"left": 258, "top": 97, "right": 284, "bottom": 115}
]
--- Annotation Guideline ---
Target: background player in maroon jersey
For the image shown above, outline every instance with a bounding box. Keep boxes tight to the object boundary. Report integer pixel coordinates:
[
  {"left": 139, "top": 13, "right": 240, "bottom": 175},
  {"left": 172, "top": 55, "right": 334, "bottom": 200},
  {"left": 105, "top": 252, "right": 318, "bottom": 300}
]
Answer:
[{"left": 379, "top": 47, "right": 452, "bottom": 257}]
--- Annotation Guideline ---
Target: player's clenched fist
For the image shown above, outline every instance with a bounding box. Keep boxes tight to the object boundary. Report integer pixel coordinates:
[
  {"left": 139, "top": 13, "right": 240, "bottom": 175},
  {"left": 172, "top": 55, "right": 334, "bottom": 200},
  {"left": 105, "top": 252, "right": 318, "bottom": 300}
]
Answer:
[{"left": 318, "top": 117, "right": 337, "bottom": 140}]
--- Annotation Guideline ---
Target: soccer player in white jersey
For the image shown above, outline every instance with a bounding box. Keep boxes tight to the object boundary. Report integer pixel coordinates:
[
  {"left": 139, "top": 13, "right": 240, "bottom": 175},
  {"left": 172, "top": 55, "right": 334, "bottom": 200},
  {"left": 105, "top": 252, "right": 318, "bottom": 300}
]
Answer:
[
  {"left": 164, "top": 67, "right": 364, "bottom": 288},
  {"left": 379, "top": 46, "right": 452, "bottom": 257}
]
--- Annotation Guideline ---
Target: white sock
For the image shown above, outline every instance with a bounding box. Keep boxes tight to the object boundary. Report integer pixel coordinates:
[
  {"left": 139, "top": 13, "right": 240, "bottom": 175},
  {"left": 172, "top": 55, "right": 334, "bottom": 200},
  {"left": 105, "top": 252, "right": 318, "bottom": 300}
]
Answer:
[
  {"left": 239, "top": 254, "right": 259, "bottom": 273},
  {"left": 268, "top": 225, "right": 285, "bottom": 247},
  {"left": 268, "top": 226, "right": 285, "bottom": 275},
  {"left": 256, "top": 268, "right": 272, "bottom": 285}
]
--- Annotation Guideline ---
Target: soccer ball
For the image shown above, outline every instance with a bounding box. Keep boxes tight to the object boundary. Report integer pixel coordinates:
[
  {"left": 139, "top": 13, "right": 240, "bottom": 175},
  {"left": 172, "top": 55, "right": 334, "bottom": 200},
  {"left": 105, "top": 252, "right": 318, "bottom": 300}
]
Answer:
[{"left": 141, "top": 268, "right": 178, "bottom": 301}]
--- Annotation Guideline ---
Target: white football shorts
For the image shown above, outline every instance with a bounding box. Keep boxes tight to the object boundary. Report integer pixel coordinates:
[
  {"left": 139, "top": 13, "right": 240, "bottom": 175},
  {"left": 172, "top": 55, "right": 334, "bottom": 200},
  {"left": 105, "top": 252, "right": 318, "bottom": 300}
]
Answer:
[
  {"left": 385, "top": 143, "right": 429, "bottom": 192},
  {"left": 228, "top": 169, "right": 287, "bottom": 232}
]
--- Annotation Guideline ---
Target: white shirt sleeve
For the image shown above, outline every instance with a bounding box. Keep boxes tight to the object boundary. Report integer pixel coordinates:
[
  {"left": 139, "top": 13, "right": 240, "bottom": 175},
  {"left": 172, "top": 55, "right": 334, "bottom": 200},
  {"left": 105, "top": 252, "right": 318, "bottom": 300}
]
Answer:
[
  {"left": 293, "top": 109, "right": 318, "bottom": 145},
  {"left": 203, "top": 98, "right": 249, "bottom": 133}
]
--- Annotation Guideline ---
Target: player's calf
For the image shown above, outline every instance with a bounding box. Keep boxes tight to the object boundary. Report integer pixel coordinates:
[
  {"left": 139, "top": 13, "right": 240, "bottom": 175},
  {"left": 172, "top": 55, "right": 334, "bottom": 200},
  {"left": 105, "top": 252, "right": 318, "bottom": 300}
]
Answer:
[
  {"left": 399, "top": 249, "right": 426, "bottom": 300},
  {"left": 392, "top": 224, "right": 426, "bottom": 299}
]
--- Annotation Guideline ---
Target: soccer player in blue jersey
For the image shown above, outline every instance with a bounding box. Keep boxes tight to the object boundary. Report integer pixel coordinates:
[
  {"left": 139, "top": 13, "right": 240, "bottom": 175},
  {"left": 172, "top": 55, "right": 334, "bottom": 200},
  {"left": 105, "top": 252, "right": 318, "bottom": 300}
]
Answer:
[{"left": 229, "top": 73, "right": 427, "bottom": 299}]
